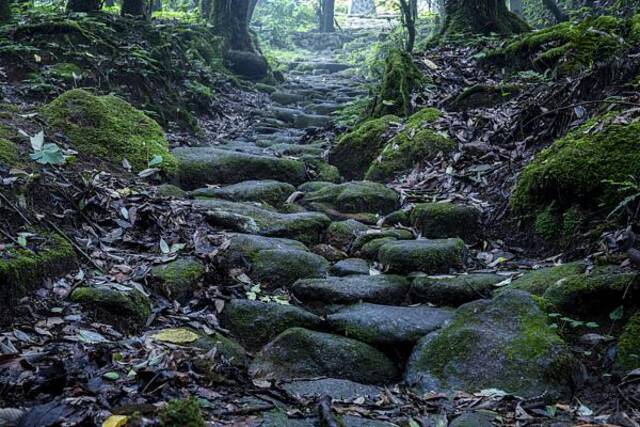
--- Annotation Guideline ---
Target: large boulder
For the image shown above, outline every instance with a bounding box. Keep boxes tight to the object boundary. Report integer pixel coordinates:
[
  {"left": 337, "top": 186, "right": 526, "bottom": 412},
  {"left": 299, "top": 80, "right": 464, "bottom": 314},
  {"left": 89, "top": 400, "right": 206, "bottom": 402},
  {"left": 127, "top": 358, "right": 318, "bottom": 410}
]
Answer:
[
  {"left": 410, "top": 203, "right": 480, "bottom": 240},
  {"left": 42, "top": 89, "right": 175, "bottom": 172},
  {"left": 249, "top": 328, "right": 400, "bottom": 385},
  {"left": 173, "top": 147, "right": 306, "bottom": 190},
  {"left": 190, "top": 180, "right": 295, "bottom": 208},
  {"left": 195, "top": 199, "right": 330, "bottom": 245},
  {"left": 378, "top": 239, "right": 466, "bottom": 274},
  {"left": 405, "top": 290, "right": 576, "bottom": 399},
  {"left": 221, "top": 299, "right": 323, "bottom": 351},
  {"left": 327, "top": 303, "right": 453, "bottom": 345},
  {"left": 292, "top": 275, "right": 410, "bottom": 305}
]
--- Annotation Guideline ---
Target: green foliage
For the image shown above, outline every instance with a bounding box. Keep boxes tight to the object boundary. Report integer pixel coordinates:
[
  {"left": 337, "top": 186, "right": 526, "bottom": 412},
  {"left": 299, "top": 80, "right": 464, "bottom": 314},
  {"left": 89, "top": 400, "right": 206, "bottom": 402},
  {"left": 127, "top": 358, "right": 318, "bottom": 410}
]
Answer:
[
  {"left": 159, "top": 398, "right": 205, "bottom": 427},
  {"left": 616, "top": 312, "right": 640, "bottom": 372},
  {"left": 252, "top": 0, "right": 316, "bottom": 48},
  {"left": 42, "top": 89, "right": 176, "bottom": 173}
]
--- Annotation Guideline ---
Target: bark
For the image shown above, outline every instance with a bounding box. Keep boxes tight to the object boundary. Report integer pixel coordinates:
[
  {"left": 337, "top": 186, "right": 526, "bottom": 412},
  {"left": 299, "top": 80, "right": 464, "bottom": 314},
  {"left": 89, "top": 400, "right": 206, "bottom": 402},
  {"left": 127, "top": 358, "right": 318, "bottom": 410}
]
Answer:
[
  {"left": 212, "top": 0, "right": 254, "bottom": 51},
  {"left": 542, "top": 0, "right": 568, "bottom": 22},
  {"left": 440, "top": 0, "right": 529, "bottom": 36},
  {"left": 319, "top": 0, "right": 335, "bottom": 32},
  {"left": 0, "top": 0, "right": 11, "bottom": 23},
  {"left": 121, "top": 0, "right": 147, "bottom": 16},
  {"left": 66, "top": 0, "right": 102, "bottom": 12},
  {"left": 348, "top": 0, "right": 376, "bottom": 15},
  {"left": 398, "top": 0, "right": 417, "bottom": 52}
]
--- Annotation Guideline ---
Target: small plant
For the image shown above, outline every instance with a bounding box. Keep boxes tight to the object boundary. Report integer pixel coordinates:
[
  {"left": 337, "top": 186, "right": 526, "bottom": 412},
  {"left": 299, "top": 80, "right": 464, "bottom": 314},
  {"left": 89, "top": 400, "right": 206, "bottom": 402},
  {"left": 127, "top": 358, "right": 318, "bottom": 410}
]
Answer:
[
  {"left": 605, "top": 175, "right": 640, "bottom": 222},
  {"left": 27, "top": 131, "right": 65, "bottom": 165},
  {"left": 548, "top": 313, "right": 599, "bottom": 332}
]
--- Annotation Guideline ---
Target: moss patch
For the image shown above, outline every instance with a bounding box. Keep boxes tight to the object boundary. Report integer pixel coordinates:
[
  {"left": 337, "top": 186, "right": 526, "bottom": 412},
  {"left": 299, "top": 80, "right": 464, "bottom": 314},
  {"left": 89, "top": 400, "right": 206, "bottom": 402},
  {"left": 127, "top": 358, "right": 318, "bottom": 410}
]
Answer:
[
  {"left": 71, "top": 285, "right": 151, "bottom": 328},
  {"left": 366, "top": 108, "right": 454, "bottom": 182},
  {"left": 328, "top": 115, "right": 398, "bottom": 181},
  {"left": 615, "top": 312, "right": 640, "bottom": 372},
  {"left": 42, "top": 89, "right": 176, "bottom": 173},
  {"left": 159, "top": 398, "right": 205, "bottom": 427},
  {"left": 151, "top": 258, "right": 205, "bottom": 303},
  {"left": 511, "top": 114, "right": 640, "bottom": 230},
  {"left": 0, "top": 138, "right": 20, "bottom": 166}
]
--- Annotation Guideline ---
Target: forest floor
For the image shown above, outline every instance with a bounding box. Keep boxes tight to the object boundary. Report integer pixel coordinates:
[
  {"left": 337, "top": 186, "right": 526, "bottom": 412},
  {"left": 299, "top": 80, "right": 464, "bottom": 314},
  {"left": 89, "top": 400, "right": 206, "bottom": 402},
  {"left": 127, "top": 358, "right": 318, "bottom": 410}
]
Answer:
[{"left": 0, "top": 13, "right": 639, "bottom": 427}]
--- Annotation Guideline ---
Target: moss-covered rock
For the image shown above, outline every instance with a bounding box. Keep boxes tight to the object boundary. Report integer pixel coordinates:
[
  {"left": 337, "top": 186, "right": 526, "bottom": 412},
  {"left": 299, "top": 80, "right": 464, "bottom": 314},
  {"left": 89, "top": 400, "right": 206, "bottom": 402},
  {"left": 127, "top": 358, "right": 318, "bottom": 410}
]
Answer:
[
  {"left": 249, "top": 328, "right": 400, "bottom": 385},
  {"left": 150, "top": 257, "right": 205, "bottom": 303},
  {"left": 505, "top": 262, "right": 585, "bottom": 296},
  {"left": 300, "top": 181, "right": 400, "bottom": 218},
  {"left": 250, "top": 249, "right": 329, "bottom": 287},
  {"left": 405, "top": 290, "right": 576, "bottom": 399},
  {"left": 0, "top": 234, "right": 77, "bottom": 310},
  {"left": 365, "top": 109, "right": 454, "bottom": 182},
  {"left": 486, "top": 15, "right": 634, "bottom": 75},
  {"left": 298, "top": 181, "right": 336, "bottom": 193},
  {"left": 411, "top": 274, "right": 504, "bottom": 307},
  {"left": 326, "top": 219, "right": 370, "bottom": 250},
  {"left": 439, "top": 0, "right": 528, "bottom": 39},
  {"left": 410, "top": 203, "right": 480, "bottom": 240},
  {"left": 303, "top": 157, "right": 341, "bottom": 183},
  {"left": 71, "top": 285, "right": 151, "bottom": 329},
  {"left": 352, "top": 229, "right": 414, "bottom": 252},
  {"left": 615, "top": 312, "right": 640, "bottom": 372},
  {"left": 370, "top": 49, "right": 423, "bottom": 118},
  {"left": 159, "top": 398, "right": 205, "bottom": 427},
  {"left": 358, "top": 236, "right": 398, "bottom": 259},
  {"left": 327, "top": 303, "right": 453, "bottom": 345},
  {"left": 190, "top": 180, "right": 295, "bottom": 207},
  {"left": 41, "top": 89, "right": 176, "bottom": 172},
  {"left": 221, "top": 299, "right": 323, "bottom": 351},
  {"left": 328, "top": 115, "right": 398, "bottom": 180},
  {"left": 219, "top": 234, "right": 308, "bottom": 266},
  {"left": 155, "top": 184, "right": 187, "bottom": 198},
  {"left": 292, "top": 274, "right": 409, "bottom": 306},
  {"left": 378, "top": 239, "right": 466, "bottom": 274},
  {"left": 511, "top": 114, "right": 640, "bottom": 233},
  {"left": 174, "top": 147, "right": 307, "bottom": 190},
  {"left": 330, "top": 258, "right": 370, "bottom": 277},
  {"left": 195, "top": 199, "right": 330, "bottom": 245}
]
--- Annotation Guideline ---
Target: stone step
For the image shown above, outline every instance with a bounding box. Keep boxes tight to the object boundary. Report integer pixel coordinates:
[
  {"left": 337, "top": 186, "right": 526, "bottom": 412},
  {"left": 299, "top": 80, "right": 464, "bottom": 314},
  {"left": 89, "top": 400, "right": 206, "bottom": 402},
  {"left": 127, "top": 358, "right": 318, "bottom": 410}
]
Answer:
[
  {"left": 173, "top": 147, "right": 306, "bottom": 189},
  {"left": 377, "top": 238, "right": 467, "bottom": 274},
  {"left": 292, "top": 274, "right": 409, "bottom": 305},
  {"left": 190, "top": 180, "right": 295, "bottom": 207},
  {"left": 270, "top": 106, "right": 331, "bottom": 128}
]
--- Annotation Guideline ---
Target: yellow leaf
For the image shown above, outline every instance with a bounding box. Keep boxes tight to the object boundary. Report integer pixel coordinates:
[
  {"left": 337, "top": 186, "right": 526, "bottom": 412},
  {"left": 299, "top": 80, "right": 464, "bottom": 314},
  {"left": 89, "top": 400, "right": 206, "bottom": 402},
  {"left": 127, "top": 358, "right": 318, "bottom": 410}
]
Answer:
[
  {"left": 151, "top": 328, "right": 199, "bottom": 344},
  {"left": 102, "top": 415, "right": 128, "bottom": 427}
]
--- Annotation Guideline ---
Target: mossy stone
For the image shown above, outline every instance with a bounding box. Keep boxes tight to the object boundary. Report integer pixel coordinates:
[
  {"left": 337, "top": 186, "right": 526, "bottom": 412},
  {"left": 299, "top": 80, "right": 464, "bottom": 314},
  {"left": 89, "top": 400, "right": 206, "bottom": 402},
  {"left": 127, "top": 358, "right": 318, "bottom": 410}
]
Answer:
[
  {"left": 150, "top": 257, "right": 205, "bottom": 303},
  {"left": 410, "top": 203, "right": 480, "bottom": 240},
  {"left": 301, "top": 181, "right": 400, "bottom": 217},
  {"left": 405, "top": 290, "right": 576, "bottom": 399},
  {"left": 378, "top": 239, "right": 466, "bottom": 274},
  {"left": 511, "top": 114, "right": 640, "bottom": 224},
  {"left": 71, "top": 285, "right": 151, "bottom": 329},
  {"left": 352, "top": 229, "right": 414, "bottom": 252},
  {"left": 383, "top": 210, "right": 410, "bottom": 226},
  {"left": 173, "top": 147, "right": 306, "bottom": 190},
  {"left": 370, "top": 49, "right": 423, "bottom": 118},
  {"left": 411, "top": 274, "right": 504, "bottom": 307},
  {"left": 615, "top": 312, "right": 640, "bottom": 372},
  {"left": 190, "top": 180, "right": 295, "bottom": 207},
  {"left": 159, "top": 398, "right": 205, "bottom": 427},
  {"left": 0, "top": 234, "right": 77, "bottom": 310},
  {"left": 358, "top": 236, "right": 398, "bottom": 259},
  {"left": 303, "top": 157, "right": 341, "bottom": 183},
  {"left": 326, "top": 219, "right": 369, "bottom": 250},
  {"left": 155, "top": 184, "right": 187, "bottom": 198},
  {"left": 41, "top": 89, "right": 175, "bottom": 173},
  {"left": 292, "top": 274, "right": 409, "bottom": 305},
  {"left": 221, "top": 299, "right": 323, "bottom": 351},
  {"left": 330, "top": 258, "right": 370, "bottom": 277},
  {"left": 505, "top": 262, "right": 585, "bottom": 296},
  {"left": 365, "top": 109, "right": 454, "bottom": 182},
  {"left": 191, "top": 331, "right": 248, "bottom": 368},
  {"left": 328, "top": 115, "right": 398, "bottom": 180},
  {"left": 249, "top": 328, "right": 400, "bottom": 385},
  {"left": 250, "top": 249, "right": 329, "bottom": 287},
  {"left": 298, "top": 181, "right": 337, "bottom": 193},
  {"left": 221, "top": 233, "right": 309, "bottom": 267}
]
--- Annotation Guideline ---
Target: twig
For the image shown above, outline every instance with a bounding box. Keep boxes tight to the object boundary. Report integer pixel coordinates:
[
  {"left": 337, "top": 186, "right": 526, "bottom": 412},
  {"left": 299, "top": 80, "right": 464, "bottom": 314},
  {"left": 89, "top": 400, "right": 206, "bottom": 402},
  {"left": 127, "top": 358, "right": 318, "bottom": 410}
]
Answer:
[
  {"left": 0, "top": 192, "right": 33, "bottom": 225},
  {"left": 318, "top": 396, "right": 338, "bottom": 427},
  {"left": 44, "top": 219, "right": 105, "bottom": 273}
]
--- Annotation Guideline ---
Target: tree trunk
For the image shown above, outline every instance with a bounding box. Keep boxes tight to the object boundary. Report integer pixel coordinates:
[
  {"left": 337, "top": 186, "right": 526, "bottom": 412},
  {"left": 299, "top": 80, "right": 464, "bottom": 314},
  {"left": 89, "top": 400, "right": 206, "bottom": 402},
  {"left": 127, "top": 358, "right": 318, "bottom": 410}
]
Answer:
[
  {"left": 348, "top": 0, "right": 376, "bottom": 15},
  {"left": 121, "top": 0, "right": 146, "bottom": 16},
  {"left": 248, "top": 0, "right": 259, "bottom": 22},
  {"left": 66, "top": 0, "right": 102, "bottom": 12},
  {"left": 399, "top": 0, "right": 417, "bottom": 52},
  {"left": 319, "top": 0, "right": 335, "bottom": 32},
  {"left": 212, "top": 0, "right": 254, "bottom": 50},
  {"left": 0, "top": 0, "right": 11, "bottom": 22},
  {"left": 440, "top": 0, "right": 529, "bottom": 37},
  {"left": 542, "top": 0, "right": 568, "bottom": 22},
  {"left": 200, "top": 0, "right": 213, "bottom": 20},
  {"left": 509, "top": 0, "right": 523, "bottom": 16}
]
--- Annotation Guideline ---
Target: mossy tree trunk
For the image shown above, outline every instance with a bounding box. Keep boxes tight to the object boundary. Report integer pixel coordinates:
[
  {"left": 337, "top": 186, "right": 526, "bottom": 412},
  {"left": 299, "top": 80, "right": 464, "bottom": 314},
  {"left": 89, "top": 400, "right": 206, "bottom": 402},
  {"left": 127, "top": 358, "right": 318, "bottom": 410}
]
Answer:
[
  {"left": 440, "top": 0, "right": 529, "bottom": 37},
  {"left": 121, "top": 0, "right": 147, "bottom": 16},
  {"left": 66, "top": 0, "right": 102, "bottom": 12},
  {"left": 212, "top": 0, "right": 254, "bottom": 51},
  {"left": 0, "top": 0, "right": 11, "bottom": 23}
]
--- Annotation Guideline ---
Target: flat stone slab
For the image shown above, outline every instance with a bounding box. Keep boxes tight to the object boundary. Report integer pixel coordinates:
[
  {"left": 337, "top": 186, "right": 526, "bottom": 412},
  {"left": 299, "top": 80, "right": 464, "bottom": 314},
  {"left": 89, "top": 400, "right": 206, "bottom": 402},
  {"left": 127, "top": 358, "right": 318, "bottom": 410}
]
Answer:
[
  {"left": 282, "top": 378, "right": 383, "bottom": 401},
  {"left": 331, "top": 258, "right": 370, "bottom": 276},
  {"left": 327, "top": 303, "right": 453, "bottom": 345},
  {"left": 301, "top": 181, "right": 400, "bottom": 217},
  {"left": 271, "top": 107, "right": 331, "bottom": 128},
  {"left": 378, "top": 239, "right": 466, "bottom": 274},
  {"left": 222, "top": 299, "right": 323, "bottom": 351},
  {"left": 410, "top": 203, "right": 480, "bottom": 240},
  {"left": 173, "top": 147, "right": 306, "bottom": 190},
  {"left": 249, "top": 328, "right": 399, "bottom": 385},
  {"left": 195, "top": 199, "right": 330, "bottom": 245},
  {"left": 411, "top": 274, "right": 504, "bottom": 307},
  {"left": 190, "top": 180, "right": 295, "bottom": 208},
  {"left": 292, "top": 274, "right": 409, "bottom": 305},
  {"left": 250, "top": 249, "right": 329, "bottom": 287}
]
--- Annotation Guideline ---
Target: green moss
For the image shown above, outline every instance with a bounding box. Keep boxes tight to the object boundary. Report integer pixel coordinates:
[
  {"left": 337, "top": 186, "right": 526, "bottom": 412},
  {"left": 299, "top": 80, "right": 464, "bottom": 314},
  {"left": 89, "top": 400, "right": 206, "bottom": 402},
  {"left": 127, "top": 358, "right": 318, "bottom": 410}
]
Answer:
[
  {"left": 159, "top": 398, "right": 205, "bottom": 427},
  {"left": 70, "top": 285, "right": 151, "bottom": 327},
  {"left": 371, "top": 49, "right": 423, "bottom": 118},
  {"left": 615, "top": 312, "right": 640, "bottom": 372},
  {"left": 0, "top": 138, "right": 20, "bottom": 166},
  {"left": 366, "top": 108, "right": 454, "bottom": 182},
  {"left": 41, "top": 89, "right": 176, "bottom": 173},
  {"left": 151, "top": 258, "right": 205, "bottom": 302},
  {"left": 438, "top": 0, "right": 529, "bottom": 39},
  {"left": 507, "top": 262, "right": 586, "bottom": 296},
  {"left": 409, "top": 202, "right": 479, "bottom": 240},
  {"left": 487, "top": 15, "right": 634, "bottom": 75},
  {"left": 512, "top": 114, "right": 640, "bottom": 222},
  {"left": 378, "top": 238, "right": 466, "bottom": 274},
  {"left": 301, "top": 181, "right": 400, "bottom": 216},
  {"left": 329, "top": 115, "right": 399, "bottom": 180},
  {"left": 48, "top": 62, "right": 82, "bottom": 81},
  {"left": 192, "top": 331, "right": 248, "bottom": 368}
]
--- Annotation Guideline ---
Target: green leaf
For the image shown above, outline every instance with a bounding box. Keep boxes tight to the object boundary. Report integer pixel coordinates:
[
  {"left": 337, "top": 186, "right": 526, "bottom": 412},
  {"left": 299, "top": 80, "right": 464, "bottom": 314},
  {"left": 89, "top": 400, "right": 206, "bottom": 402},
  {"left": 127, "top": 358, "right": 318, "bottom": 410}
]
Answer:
[
  {"left": 159, "top": 238, "right": 170, "bottom": 254},
  {"left": 30, "top": 143, "right": 65, "bottom": 165},
  {"left": 103, "top": 372, "right": 120, "bottom": 381},
  {"left": 610, "top": 305, "right": 624, "bottom": 321},
  {"left": 148, "top": 154, "right": 163, "bottom": 167},
  {"left": 16, "top": 235, "right": 27, "bottom": 248},
  {"left": 585, "top": 322, "right": 599, "bottom": 329},
  {"left": 30, "top": 131, "right": 44, "bottom": 151}
]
